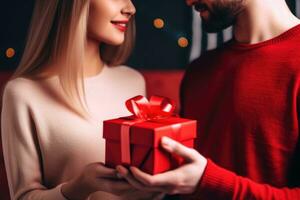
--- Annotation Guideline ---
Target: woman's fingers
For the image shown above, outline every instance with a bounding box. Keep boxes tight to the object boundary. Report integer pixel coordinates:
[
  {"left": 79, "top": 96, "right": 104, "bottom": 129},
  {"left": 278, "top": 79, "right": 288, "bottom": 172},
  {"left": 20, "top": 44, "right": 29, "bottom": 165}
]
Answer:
[
  {"left": 120, "top": 190, "right": 165, "bottom": 200},
  {"left": 116, "top": 165, "right": 145, "bottom": 190},
  {"left": 90, "top": 162, "right": 119, "bottom": 178},
  {"left": 153, "top": 192, "right": 167, "bottom": 200},
  {"left": 101, "top": 179, "right": 133, "bottom": 196}
]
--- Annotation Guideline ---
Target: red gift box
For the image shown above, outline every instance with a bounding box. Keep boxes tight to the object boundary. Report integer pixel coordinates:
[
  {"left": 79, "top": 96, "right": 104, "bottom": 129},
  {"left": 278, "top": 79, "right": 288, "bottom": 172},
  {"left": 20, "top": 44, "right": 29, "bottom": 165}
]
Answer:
[{"left": 103, "top": 96, "right": 197, "bottom": 175}]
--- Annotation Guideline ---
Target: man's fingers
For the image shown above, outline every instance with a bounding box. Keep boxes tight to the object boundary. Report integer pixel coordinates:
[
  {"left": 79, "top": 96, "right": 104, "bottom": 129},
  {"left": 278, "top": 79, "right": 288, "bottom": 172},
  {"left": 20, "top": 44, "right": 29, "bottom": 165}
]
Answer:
[
  {"left": 130, "top": 166, "right": 176, "bottom": 187},
  {"left": 130, "top": 166, "right": 158, "bottom": 186},
  {"left": 117, "top": 165, "right": 166, "bottom": 192},
  {"left": 161, "top": 137, "right": 198, "bottom": 162}
]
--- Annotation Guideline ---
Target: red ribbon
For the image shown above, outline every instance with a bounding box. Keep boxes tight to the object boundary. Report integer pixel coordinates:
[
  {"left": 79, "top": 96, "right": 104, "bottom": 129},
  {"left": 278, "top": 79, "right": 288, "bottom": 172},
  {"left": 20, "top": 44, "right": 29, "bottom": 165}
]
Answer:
[
  {"left": 120, "top": 95, "right": 178, "bottom": 165},
  {"left": 125, "top": 95, "right": 176, "bottom": 120}
]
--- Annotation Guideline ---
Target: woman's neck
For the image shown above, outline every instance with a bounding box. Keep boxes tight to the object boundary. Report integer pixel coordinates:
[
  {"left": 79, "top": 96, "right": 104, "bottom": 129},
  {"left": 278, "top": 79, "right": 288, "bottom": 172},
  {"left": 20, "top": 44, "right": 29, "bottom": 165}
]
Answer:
[{"left": 84, "top": 38, "right": 104, "bottom": 77}]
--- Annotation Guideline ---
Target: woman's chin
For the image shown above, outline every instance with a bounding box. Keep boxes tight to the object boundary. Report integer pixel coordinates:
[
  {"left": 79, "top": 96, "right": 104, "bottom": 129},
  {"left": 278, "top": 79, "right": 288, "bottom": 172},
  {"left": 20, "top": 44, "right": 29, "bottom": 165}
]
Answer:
[{"left": 104, "top": 38, "right": 125, "bottom": 46}]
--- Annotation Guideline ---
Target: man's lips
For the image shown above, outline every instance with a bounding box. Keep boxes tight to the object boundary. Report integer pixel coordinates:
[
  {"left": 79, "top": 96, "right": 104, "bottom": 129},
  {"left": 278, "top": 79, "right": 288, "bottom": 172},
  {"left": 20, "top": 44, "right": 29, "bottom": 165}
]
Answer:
[{"left": 111, "top": 20, "right": 129, "bottom": 32}]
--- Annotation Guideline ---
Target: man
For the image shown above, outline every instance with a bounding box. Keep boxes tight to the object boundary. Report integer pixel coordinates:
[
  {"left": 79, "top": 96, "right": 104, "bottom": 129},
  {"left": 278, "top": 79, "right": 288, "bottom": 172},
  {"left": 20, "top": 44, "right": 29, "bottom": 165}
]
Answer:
[{"left": 117, "top": 0, "right": 300, "bottom": 199}]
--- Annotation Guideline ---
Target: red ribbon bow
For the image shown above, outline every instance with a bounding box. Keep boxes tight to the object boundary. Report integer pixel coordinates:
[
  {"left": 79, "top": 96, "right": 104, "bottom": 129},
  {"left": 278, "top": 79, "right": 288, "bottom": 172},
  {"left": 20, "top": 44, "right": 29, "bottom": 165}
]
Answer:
[
  {"left": 125, "top": 95, "right": 176, "bottom": 120},
  {"left": 120, "top": 95, "right": 177, "bottom": 166}
]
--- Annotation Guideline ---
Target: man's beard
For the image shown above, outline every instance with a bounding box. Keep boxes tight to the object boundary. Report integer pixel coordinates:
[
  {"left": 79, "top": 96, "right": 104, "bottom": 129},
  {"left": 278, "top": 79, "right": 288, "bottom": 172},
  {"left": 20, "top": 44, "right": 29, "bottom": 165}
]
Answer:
[{"left": 201, "top": 0, "right": 245, "bottom": 33}]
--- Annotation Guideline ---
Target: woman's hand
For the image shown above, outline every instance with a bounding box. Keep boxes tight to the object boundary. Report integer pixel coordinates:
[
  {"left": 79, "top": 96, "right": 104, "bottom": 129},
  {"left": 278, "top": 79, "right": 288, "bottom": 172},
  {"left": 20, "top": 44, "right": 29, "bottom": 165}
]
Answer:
[
  {"left": 120, "top": 189, "right": 166, "bottom": 200},
  {"left": 61, "top": 162, "right": 132, "bottom": 200},
  {"left": 116, "top": 136, "right": 207, "bottom": 195}
]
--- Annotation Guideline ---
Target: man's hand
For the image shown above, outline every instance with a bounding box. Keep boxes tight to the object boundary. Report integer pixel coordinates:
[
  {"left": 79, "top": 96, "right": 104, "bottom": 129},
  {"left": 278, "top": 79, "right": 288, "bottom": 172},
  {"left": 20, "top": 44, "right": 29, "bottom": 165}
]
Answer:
[{"left": 116, "top": 136, "right": 207, "bottom": 195}]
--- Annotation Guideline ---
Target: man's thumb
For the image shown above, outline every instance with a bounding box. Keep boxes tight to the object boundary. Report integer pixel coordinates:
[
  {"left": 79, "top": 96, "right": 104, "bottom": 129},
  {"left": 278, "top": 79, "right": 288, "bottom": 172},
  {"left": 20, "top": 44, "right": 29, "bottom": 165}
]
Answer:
[{"left": 161, "top": 136, "right": 197, "bottom": 162}]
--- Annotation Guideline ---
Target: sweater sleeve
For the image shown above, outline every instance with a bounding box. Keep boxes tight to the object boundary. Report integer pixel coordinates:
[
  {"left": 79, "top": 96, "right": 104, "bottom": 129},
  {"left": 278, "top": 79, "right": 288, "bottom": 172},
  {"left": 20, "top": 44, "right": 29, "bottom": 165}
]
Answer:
[
  {"left": 190, "top": 159, "right": 300, "bottom": 200},
  {"left": 1, "top": 81, "right": 67, "bottom": 200}
]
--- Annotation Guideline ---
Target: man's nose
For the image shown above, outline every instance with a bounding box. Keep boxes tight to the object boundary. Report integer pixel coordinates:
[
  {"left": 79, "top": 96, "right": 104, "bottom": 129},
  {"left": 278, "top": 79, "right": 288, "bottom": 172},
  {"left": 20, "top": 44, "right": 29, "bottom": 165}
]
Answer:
[{"left": 186, "top": 0, "right": 198, "bottom": 6}]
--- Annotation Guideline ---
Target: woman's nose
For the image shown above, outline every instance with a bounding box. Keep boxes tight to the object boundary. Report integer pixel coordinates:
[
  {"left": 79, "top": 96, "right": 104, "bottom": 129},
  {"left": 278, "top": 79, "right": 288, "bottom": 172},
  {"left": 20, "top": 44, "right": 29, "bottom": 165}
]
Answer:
[{"left": 122, "top": 0, "right": 136, "bottom": 17}]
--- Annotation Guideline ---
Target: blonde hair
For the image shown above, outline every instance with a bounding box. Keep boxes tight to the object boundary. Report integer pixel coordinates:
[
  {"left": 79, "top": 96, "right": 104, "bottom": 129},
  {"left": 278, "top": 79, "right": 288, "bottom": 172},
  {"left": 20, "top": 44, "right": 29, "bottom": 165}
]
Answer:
[{"left": 10, "top": 0, "right": 136, "bottom": 118}]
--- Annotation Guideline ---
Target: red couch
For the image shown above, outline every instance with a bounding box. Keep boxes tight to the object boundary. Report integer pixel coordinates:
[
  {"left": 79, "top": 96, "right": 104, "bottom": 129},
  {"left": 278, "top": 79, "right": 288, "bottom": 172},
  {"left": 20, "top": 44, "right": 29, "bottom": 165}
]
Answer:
[{"left": 0, "top": 70, "right": 184, "bottom": 199}]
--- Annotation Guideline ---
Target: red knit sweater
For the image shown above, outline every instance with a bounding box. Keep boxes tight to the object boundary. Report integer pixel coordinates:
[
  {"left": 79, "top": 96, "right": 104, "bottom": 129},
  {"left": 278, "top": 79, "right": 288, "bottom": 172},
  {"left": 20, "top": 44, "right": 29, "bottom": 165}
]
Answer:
[{"left": 180, "top": 25, "right": 300, "bottom": 199}]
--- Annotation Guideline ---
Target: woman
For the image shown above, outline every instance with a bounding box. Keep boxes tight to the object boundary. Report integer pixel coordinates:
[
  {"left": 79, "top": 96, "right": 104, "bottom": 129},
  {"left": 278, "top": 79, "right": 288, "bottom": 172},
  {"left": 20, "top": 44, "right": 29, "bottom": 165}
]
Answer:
[{"left": 1, "top": 0, "right": 162, "bottom": 199}]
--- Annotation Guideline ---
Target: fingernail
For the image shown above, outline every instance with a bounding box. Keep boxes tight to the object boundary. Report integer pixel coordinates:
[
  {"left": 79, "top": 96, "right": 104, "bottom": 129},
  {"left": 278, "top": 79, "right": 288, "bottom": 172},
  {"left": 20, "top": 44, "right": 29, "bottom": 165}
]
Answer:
[
  {"left": 161, "top": 137, "right": 173, "bottom": 147},
  {"left": 116, "top": 172, "right": 123, "bottom": 179},
  {"left": 116, "top": 166, "right": 121, "bottom": 171},
  {"left": 129, "top": 166, "right": 136, "bottom": 172}
]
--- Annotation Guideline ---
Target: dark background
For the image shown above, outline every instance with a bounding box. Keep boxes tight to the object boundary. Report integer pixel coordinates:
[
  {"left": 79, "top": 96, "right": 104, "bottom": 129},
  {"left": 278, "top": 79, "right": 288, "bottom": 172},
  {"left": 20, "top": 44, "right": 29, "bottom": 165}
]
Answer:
[
  {"left": 0, "top": 0, "right": 193, "bottom": 70},
  {"left": 0, "top": 0, "right": 297, "bottom": 71}
]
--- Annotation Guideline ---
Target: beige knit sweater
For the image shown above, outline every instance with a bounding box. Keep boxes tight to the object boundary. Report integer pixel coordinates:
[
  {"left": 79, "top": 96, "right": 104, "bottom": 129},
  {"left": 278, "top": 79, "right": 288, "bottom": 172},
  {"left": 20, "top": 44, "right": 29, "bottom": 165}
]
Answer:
[{"left": 1, "top": 65, "right": 146, "bottom": 200}]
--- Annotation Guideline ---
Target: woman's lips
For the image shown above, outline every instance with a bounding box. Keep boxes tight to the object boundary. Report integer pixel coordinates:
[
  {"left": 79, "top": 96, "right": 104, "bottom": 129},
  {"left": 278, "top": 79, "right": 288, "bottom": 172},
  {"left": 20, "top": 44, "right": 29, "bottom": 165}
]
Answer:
[{"left": 111, "top": 20, "right": 129, "bottom": 32}]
